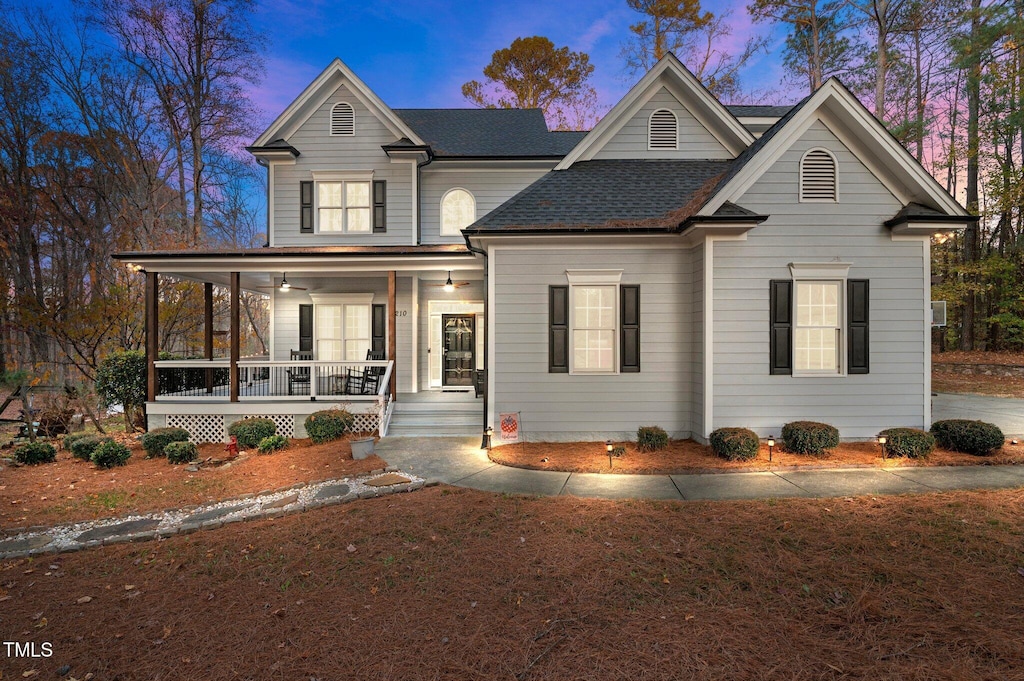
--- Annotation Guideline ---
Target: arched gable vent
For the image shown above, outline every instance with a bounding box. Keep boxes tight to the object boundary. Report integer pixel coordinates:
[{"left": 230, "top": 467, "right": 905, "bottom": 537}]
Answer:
[
  {"left": 648, "top": 109, "right": 678, "bottom": 150},
  {"left": 800, "top": 148, "right": 838, "bottom": 201},
  {"left": 331, "top": 102, "right": 355, "bottom": 136}
]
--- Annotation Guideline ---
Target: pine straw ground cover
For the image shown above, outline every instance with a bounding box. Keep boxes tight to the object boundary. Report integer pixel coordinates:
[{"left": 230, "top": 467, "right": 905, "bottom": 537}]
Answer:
[
  {"left": 0, "top": 438, "right": 384, "bottom": 529},
  {"left": 490, "top": 440, "right": 1024, "bottom": 475},
  {"left": 933, "top": 351, "right": 1024, "bottom": 398},
  {"left": 2, "top": 486, "right": 1024, "bottom": 680}
]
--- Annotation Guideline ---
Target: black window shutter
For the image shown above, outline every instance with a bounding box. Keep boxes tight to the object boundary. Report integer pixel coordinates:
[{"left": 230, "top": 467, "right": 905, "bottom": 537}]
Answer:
[
  {"left": 371, "top": 303, "right": 386, "bottom": 356},
  {"left": 373, "top": 180, "right": 386, "bottom": 233},
  {"left": 298, "top": 304, "right": 313, "bottom": 352},
  {"left": 848, "top": 279, "right": 869, "bottom": 374},
  {"left": 300, "top": 181, "right": 313, "bottom": 233},
  {"left": 549, "top": 286, "right": 568, "bottom": 373},
  {"left": 620, "top": 285, "right": 640, "bottom": 372},
  {"left": 769, "top": 280, "right": 792, "bottom": 375}
]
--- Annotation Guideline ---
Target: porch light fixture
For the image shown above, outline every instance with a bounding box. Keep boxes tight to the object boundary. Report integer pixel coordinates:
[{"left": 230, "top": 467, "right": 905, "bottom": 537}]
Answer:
[
  {"left": 767, "top": 436, "right": 775, "bottom": 462},
  {"left": 606, "top": 440, "right": 613, "bottom": 469},
  {"left": 482, "top": 425, "right": 493, "bottom": 450},
  {"left": 443, "top": 272, "right": 455, "bottom": 293},
  {"left": 878, "top": 434, "right": 887, "bottom": 458},
  {"left": 279, "top": 274, "right": 292, "bottom": 291}
]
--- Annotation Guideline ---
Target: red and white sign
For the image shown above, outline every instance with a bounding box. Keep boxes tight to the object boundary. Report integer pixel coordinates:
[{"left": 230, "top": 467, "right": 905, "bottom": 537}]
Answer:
[{"left": 499, "top": 413, "right": 519, "bottom": 442}]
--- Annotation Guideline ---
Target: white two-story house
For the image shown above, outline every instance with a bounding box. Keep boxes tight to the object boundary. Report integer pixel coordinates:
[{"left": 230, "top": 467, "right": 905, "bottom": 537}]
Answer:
[{"left": 116, "top": 54, "right": 973, "bottom": 444}]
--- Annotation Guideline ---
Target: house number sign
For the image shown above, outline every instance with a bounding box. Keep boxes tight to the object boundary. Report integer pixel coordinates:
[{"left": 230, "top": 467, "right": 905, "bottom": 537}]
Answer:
[{"left": 394, "top": 310, "right": 408, "bottom": 317}]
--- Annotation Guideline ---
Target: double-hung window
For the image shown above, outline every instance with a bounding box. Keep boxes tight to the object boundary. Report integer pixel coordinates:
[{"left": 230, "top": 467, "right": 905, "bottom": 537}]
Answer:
[
  {"left": 311, "top": 294, "right": 373, "bottom": 361},
  {"left": 572, "top": 286, "right": 617, "bottom": 372},
  {"left": 318, "top": 181, "right": 370, "bottom": 233},
  {"left": 794, "top": 281, "right": 841, "bottom": 374}
]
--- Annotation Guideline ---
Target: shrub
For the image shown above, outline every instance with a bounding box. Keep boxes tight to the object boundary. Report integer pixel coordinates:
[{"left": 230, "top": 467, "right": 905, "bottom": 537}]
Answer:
[
  {"left": 15, "top": 442, "right": 56, "bottom": 465},
  {"left": 637, "top": 426, "right": 669, "bottom": 452},
  {"left": 35, "top": 393, "right": 75, "bottom": 437},
  {"left": 305, "top": 408, "right": 354, "bottom": 444},
  {"left": 930, "top": 419, "right": 1004, "bottom": 456},
  {"left": 878, "top": 427, "right": 935, "bottom": 459},
  {"left": 709, "top": 428, "right": 760, "bottom": 461},
  {"left": 164, "top": 440, "right": 198, "bottom": 464},
  {"left": 228, "top": 417, "right": 277, "bottom": 449},
  {"left": 95, "top": 350, "right": 147, "bottom": 431},
  {"left": 781, "top": 421, "right": 840, "bottom": 456},
  {"left": 257, "top": 434, "right": 289, "bottom": 454},
  {"left": 69, "top": 435, "right": 108, "bottom": 461},
  {"left": 63, "top": 432, "right": 93, "bottom": 451},
  {"left": 91, "top": 440, "right": 132, "bottom": 468},
  {"left": 141, "top": 427, "right": 191, "bottom": 458}
]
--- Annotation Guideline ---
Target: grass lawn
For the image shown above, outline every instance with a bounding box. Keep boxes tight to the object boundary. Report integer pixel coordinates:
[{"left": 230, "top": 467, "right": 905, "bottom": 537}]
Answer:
[{"left": 1, "top": 486, "right": 1023, "bottom": 679}]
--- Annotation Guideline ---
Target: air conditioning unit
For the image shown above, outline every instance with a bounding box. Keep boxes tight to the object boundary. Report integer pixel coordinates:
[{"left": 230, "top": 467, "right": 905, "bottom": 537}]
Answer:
[{"left": 931, "top": 301, "right": 947, "bottom": 327}]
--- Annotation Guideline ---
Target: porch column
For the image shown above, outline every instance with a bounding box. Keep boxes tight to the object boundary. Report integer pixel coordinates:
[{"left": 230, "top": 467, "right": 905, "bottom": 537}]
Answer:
[
  {"left": 204, "top": 282, "right": 214, "bottom": 394},
  {"left": 145, "top": 271, "right": 159, "bottom": 402},
  {"left": 388, "top": 270, "right": 397, "bottom": 400},
  {"left": 229, "top": 272, "right": 240, "bottom": 402}
]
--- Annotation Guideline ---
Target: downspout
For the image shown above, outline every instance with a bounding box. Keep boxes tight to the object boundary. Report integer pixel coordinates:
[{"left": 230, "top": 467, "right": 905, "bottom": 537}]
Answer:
[
  {"left": 463, "top": 233, "right": 489, "bottom": 449},
  {"left": 416, "top": 150, "right": 434, "bottom": 245}
]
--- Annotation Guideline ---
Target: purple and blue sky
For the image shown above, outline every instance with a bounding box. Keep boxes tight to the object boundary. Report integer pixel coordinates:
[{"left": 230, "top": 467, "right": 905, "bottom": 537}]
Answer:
[{"left": 246, "top": 0, "right": 792, "bottom": 125}]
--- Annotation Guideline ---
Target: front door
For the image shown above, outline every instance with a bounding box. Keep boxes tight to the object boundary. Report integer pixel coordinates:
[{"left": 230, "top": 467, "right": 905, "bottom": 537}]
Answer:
[{"left": 442, "top": 314, "right": 475, "bottom": 387}]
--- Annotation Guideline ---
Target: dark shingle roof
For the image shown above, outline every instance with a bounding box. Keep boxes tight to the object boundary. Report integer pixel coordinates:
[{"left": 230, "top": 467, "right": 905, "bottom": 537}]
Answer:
[
  {"left": 393, "top": 108, "right": 585, "bottom": 158},
  {"left": 885, "top": 203, "right": 979, "bottom": 226},
  {"left": 466, "top": 160, "right": 736, "bottom": 232},
  {"left": 725, "top": 105, "right": 794, "bottom": 118}
]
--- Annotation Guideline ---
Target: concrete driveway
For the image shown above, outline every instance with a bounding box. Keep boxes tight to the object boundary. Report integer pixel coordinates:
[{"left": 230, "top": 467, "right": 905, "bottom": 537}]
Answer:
[{"left": 933, "top": 393, "right": 1024, "bottom": 437}]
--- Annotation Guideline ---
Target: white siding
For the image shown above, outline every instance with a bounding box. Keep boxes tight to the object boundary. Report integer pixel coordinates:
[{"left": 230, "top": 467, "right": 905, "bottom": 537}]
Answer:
[
  {"left": 272, "top": 84, "right": 413, "bottom": 246},
  {"left": 594, "top": 87, "right": 733, "bottom": 160},
  {"left": 712, "top": 120, "right": 925, "bottom": 439},
  {"left": 690, "top": 242, "right": 705, "bottom": 439},
  {"left": 492, "top": 247, "right": 693, "bottom": 441},
  {"left": 420, "top": 168, "right": 549, "bottom": 244}
]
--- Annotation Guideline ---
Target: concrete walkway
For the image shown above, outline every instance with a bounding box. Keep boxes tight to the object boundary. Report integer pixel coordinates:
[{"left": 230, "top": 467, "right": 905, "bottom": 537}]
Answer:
[
  {"left": 933, "top": 392, "right": 1024, "bottom": 437},
  {"left": 375, "top": 436, "right": 1024, "bottom": 502}
]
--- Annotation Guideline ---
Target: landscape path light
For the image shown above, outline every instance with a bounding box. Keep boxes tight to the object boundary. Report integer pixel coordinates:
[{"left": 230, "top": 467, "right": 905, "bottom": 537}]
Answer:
[
  {"left": 767, "top": 436, "right": 775, "bottom": 462},
  {"left": 878, "top": 434, "right": 887, "bottom": 458}
]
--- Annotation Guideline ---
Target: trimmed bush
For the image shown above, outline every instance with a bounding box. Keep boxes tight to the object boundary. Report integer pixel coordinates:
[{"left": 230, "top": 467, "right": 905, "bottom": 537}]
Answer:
[
  {"left": 781, "top": 421, "right": 840, "bottom": 456},
  {"left": 637, "top": 426, "right": 669, "bottom": 452},
  {"left": 709, "top": 427, "right": 760, "bottom": 461},
  {"left": 228, "top": 417, "right": 277, "bottom": 449},
  {"left": 257, "top": 434, "right": 289, "bottom": 454},
  {"left": 164, "top": 441, "right": 198, "bottom": 464},
  {"left": 69, "top": 435, "right": 108, "bottom": 461},
  {"left": 305, "top": 408, "right": 354, "bottom": 444},
  {"left": 63, "top": 432, "right": 93, "bottom": 451},
  {"left": 878, "top": 427, "right": 935, "bottom": 459},
  {"left": 930, "top": 419, "right": 1004, "bottom": 456},
  {"left": 95, "top": 350, "right": 147, "bottom": 431},
  {"left": 141, "top": 427, "right": 191, "bottom": 458},
  {"left": 91, "top": 440, "right": 131, "bottom": 468},
  {"left": 15, "top": 442, "right": 56, "bottom": 465}
]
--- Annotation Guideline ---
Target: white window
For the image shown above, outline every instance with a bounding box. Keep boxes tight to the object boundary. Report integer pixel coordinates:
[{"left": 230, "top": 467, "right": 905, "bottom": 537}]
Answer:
[
  {"left": 566, "top": 269, "right": 622, "bottom": 374},
  {"left": 440, "top": 188, "right": 476, "bottom": 235},
  {"left": 649, "top": 109, "right": 678, "bottom": 150},
  {"left": 315, "top": 303, "right": 371, "bottom": 361},
  {"left": 794, "top": 281, "right": 842, "bottom": 374},
  {"left": 800, "top": 148, "right": 838, "bottom": 201},
  {"left": 318, "top": 181, "right": 370, "bottom": 233},
  {"left": 330, "top": 102, "right": 354, "bottom": 136}
]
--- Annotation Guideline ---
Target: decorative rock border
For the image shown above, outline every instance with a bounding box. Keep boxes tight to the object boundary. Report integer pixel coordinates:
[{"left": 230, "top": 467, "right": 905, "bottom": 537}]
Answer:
[{"left": 0, "top": 468, "right": 428, "bottom": 559}]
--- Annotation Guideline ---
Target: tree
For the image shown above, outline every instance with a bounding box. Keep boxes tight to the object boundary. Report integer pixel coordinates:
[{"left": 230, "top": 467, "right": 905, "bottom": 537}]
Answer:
[
  {"left": 622, "top": 0, "right": 712, "bottom": 72},
  {"left": 462, "top": 36, "right": 598, "bottom": 130},
  {"left": 749, "top": 0, "right": 856, "bottom": 92},
  {"left": 846, "top": 0, "right": 908, "bottom": 118}
]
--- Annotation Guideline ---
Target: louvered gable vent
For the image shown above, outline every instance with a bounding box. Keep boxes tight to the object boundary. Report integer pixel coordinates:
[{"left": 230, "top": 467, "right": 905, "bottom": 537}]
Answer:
[
  {"left": 800, "top": 148, "right": 837, "bottom": 201},
  {"left": 649, "top": 109, "right": 678, "bottom": 150},
  {"left": 331, "top": 102, "right": 355, "bottom": 136}
]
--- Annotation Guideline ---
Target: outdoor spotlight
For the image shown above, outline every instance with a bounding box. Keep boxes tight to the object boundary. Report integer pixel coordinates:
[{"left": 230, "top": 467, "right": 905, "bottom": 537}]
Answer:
[
  {"left": 443, "top": 272, "right": 455, "bottom": 293},
  {"left": 767, "top": 436, "right": 775, "bottom": 462},
  {"left": 482, "top": 425, "right": 494, "bottom": 450},
  {"left": 606, "top": 440, "right": 613, "bottom": 469}
]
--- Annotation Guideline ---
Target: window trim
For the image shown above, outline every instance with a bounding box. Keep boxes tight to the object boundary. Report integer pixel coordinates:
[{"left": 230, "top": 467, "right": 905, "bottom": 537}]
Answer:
[
  {"left": 310, "top": 172, "right": 374, "bottom": 234},
  {"left": 440, "top": 187, "right": 476, "bottom": 236},
  {"left": 330, "top": 102, "right": 355, "bottom": 136},
  {"left": 789, "top": 263, "right": 850, "bottom": 377},
  {"left": 648, "top": 108, "right": 679, "bottom": 150},
  {"left": 566, "top": 270, "right": 623, "bottom": 375},
  {"left": 799, "top": 147, "right": 839, "bottom": 203}
]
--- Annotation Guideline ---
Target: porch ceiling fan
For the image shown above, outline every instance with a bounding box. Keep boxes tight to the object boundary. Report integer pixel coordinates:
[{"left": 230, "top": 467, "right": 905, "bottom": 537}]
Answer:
[
  {"left": 255, "top": 273, "right": 307, "bottom": 291},
  {"left": 427, "top": 271, "right": 471, "bottom": 293}
]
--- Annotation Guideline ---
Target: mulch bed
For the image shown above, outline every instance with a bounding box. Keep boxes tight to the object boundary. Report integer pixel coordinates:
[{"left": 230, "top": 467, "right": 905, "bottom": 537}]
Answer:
[
  {"left": 0, "top": 437, "right": 384, "bottom": 529},
  {"left": 1, "top": 486, "right": 1023, "bottom": 680},
  {"left": 489, "top": 439, "right": 1024, "bottom": 474}
]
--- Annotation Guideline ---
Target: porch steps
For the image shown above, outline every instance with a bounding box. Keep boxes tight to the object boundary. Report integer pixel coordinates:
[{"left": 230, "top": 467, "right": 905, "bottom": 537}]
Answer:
[{"left": 385, "top": 393, "right": 482, "bottom": 437}]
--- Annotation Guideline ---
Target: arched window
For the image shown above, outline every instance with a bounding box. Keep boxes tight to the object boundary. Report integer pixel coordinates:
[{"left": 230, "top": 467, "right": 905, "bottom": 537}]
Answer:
[
  {"left": 330, "top": 102, "right": 355, "bottom": 136},
  {"left": 800, "top": 148, "right": 838, "bottom": 201},
  {"left": 648, "top": 109, "right": 678, "bottom": 150},
  {"left": 440, "top": 188, "right": 476, "bottom": 235}
]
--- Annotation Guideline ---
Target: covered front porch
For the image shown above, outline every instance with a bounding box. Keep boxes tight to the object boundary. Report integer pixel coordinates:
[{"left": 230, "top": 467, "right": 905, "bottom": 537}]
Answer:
[{"left": 115, "top": 245, "right": 486, "bottom": 442}]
